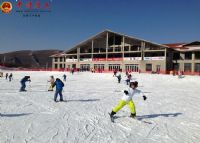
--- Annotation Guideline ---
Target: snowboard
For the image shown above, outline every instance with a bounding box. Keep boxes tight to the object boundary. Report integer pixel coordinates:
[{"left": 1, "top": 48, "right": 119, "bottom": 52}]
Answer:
[{"left": 108, "top": 114, "right": 152, "bottom": 124}]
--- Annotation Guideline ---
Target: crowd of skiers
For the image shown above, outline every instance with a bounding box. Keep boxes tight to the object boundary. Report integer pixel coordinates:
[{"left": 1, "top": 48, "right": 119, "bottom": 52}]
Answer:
[
  {"left": 18, "top": 74, "right": 65, "bottom": 102},
  {"left": 0, "top": 69, "right": 149, "bottom": 120},
  {"left": 1, "top": 72, "right": 13, "bottom": 82}
]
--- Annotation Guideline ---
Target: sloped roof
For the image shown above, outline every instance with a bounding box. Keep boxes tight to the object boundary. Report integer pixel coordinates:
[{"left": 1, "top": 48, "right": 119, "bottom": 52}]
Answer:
[
  {"left": 183, "top": 41, "right": 200, "bottom": 46},
  {"left": 165, "top": 41, "right": 200, "bottom": 51},
  {"left": 164, "top": 43, "right": 186, "bottom": 49},
  {"left": 64, "top": 29, "right": 168, "bottom": 54}
]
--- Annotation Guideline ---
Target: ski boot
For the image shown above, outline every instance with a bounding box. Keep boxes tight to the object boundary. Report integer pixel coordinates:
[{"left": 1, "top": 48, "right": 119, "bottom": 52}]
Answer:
[
  {"left": 130, "top": 113, "right": 136, "bottom": 118},
  {"left": 109, "top": 111, "right": 116, "bottom": 122},
  {"left": 110, "top": 111, "right": 116, "bottom": 118}
]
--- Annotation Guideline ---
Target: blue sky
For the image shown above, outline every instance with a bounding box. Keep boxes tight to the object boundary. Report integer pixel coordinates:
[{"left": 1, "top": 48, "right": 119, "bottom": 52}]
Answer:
[{"left": 0, "top": 0, "right": 200, "bottom": 53}]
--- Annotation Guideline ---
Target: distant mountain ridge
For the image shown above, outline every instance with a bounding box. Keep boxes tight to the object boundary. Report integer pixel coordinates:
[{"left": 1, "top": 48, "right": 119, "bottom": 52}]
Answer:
[{"left": 0, "top": 50, "right": 63, "bottom": 68}]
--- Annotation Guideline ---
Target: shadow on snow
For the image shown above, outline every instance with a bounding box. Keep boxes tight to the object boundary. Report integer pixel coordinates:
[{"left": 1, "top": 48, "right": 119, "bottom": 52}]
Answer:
[
  {"left": 137, "top": 113, "right": 182, "bottom": 120},
  {"left": 0, "top": 113, "right": 32, "bottom": 117},
  {"left": 65, "top": 99, "right": 100, "bottom": 102}
]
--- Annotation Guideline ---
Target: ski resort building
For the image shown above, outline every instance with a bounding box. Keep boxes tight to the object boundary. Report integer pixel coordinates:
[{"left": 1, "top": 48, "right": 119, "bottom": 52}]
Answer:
[
  {"left": 165, "top": 42, "right": 200, "bottom": 74},
  {"left": 50, "top": 30, "right": 200, "bottom": 74}
]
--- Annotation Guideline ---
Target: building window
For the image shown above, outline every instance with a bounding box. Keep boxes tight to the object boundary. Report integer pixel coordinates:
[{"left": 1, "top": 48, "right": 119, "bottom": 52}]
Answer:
[
  {"left": 125, "top": 64, "right": 139, "bottom": 72},
  {"left": 108, "top": 47, "right": 113, "bottom": 52},
  {"left": 60, "top": 64, "right": 63, "bottom": 68},
  {"left": 184, "top": 63, "right": 192, "bottom": 72},
  {"left": 80, "top": 64, "right": 90, "bottom": 71},
  {"left": 144, "top": 52, "right": 164, "bottom": 57},
  {"left": 115, "top": 47, "right": 121, "bottom": 52},
  {"left": 55, "top": 64, "right": 58, "bottom": 69},
  {"left": 60, "top": 57, "right": 63, "bottom": 62},
  {"left": 195, "top": 52, "right": 200, "bottom": 60},
  {"left": 173, "top": 63, "right": 179, "bottom": 71},
  {"left": 124, "top": 46, "right": 130, "bottom": 51},
  {"left": 94, "top": 48, "right": 106, "bottom": 53},
  {"left": 173, "top": 53, "right": 180, "bottom": 60},
  {"left": 109, "top": 64, "right": 121, "bottom": 71},
  {"left": 94, "top": 64, "right": 104, "bottom": 71},
  {"left": 131, "top": 45, "right": 140, "bottom": 51},
  {"left": 146, "top": 64, "right": 152, "bottom": 71},
  {"left": 195, "top": 63, "right": 200, "bottom": 72},
  {"left": 185, "top": 52, "right": 192, "bottom": 60},
  {"left": 54, "top": 57, "right": 58, "bottom": 62}
]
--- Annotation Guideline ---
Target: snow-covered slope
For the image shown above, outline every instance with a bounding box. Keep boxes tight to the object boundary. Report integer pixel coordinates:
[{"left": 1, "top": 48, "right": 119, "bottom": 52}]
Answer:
[{"left": 0, "top": 71, "right": 200, "bottom": 143}]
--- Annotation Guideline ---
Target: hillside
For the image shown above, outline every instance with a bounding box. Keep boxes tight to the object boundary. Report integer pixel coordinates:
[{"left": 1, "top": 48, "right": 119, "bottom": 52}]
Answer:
[{"left": 0, "top": 50, "right": 62, "bottom": 68}]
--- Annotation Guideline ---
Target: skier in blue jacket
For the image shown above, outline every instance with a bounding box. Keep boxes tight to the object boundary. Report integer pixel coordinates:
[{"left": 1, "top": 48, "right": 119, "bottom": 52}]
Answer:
[
  {"left": 52, "top": 78, "right": 64, "bottom": 102},
  {"left": 20, "top": 76, "right": 31, "bottom": 92}
]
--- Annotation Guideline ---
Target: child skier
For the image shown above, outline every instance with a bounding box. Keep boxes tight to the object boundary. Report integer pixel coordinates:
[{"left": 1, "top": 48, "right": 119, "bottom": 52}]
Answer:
[
  {"left": 52, "top": 78, "right": 64, "bottom": 102},
  {"left": 63, "top": 74, "right": 67, "bottom": 82},
  {"left": 116, "top": 71, "right": 122, "bottom": 83},
  {"left": 20, "top": 76, "right": 31, "bottom": 92},
  {"left": 126, "top": 74, "right": 132, "bottom": 85},
  {"left": 48, "top": 76, "right": 55, "bottom": 91},
  {"left": 109, "top": 81, "right": 147, "bottom": 121}
]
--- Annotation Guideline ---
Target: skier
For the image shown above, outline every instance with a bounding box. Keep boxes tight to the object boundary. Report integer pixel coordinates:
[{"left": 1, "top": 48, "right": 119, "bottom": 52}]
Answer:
[
  {"left": 178, "top": 70, "right": 184, "bottom": 79},
  {"left": 47, "top": 76, "right": 55, "bottom": 91},
  {"left": 116, "top": 71, "right": 122, "bottom": 83},
  {"left": 20, "top": 76, "right": 31, "bottom": 92},
  {"left": 126, "top": 74, "right": 132, "bottom": 85},
  {"left": 71, "top": 68, "right": 75, "bottom": 75},
  {"left": 125, "top": 71, "right": 129, "bottom": 76},
  {"left": 109, "top": 81, "right": 147, "bottom": 121},
  {"left": 8, "top": 73, "right": 13, "bottom": 82},
  {"left": 52, "top": 78, "right": 64, "bottom": 102},
  {"left": 63, "top": 74, "right": 67, "bottom": 82},
  {"left": 5, "top": 73, "right": 8, "bottom": 80},
  {"left": 113, "top": 69, "right": 117, "bottom": 77}
]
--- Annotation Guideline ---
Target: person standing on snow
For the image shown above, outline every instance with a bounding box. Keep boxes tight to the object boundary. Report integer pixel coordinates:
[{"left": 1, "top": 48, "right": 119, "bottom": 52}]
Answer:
[
  {"left": 20, "top": 76, "right": 31, "bottom": 92},
  {"left": 71, "top": 68, "right": 75, "bottom": 75},
  {"left": 52, "top": 78, "right": 64, "bottom": 102},
  {"left": 48, "top": 76, "right": 55, "bottom": 91},
  {"left": 8, "top": 73, "right": 13, "bottom": 82},
  {"left": 116, "top": 71, "right": 122, "bottom": 83},
  {"left": 63, "top": 74, "right": 67, "bottom": 82},
  {"left": 113, "top": 69, "right": 117, "bottom": 77},
  {"left": 126, "top": 74, "right": 132, "bottom": 85},
  {"left": 5, "top": 73, "right": 8, "bottom": 80},
  {"left": 109, "top": 81, "right": 147, "bottom": 119}
]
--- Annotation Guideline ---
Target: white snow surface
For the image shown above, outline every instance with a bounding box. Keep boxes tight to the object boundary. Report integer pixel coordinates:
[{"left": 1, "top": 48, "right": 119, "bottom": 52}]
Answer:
[{"left": 0, "top": 71, "right": 200, "bottom": 143}]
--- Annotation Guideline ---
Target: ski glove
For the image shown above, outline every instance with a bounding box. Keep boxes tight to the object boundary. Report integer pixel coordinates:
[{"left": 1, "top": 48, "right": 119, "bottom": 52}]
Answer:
[
  {"left": 143, "top": 95, "right": 147, "bottom": 101},
  {"left": 124, "top": 90, "right": 129, "bottom": 95}
]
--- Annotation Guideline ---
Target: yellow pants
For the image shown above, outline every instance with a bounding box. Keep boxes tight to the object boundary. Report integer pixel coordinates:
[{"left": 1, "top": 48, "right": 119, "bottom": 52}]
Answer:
[{"left": 113, "top": 100, "right": 136, "bottom": 114}]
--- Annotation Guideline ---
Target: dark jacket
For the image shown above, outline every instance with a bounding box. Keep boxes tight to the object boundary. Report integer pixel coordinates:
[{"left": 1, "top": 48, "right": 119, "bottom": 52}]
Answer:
[
  {"left": 52, "top": 78, "right": 64, "bottom": 91},
  {"left": 21, "top": 76, "right": 31, "bottom": 83}
]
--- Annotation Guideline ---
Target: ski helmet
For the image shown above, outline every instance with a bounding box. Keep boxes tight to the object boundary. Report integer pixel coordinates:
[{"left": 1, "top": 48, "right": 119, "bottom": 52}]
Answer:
[{"left": 130, "top": 81, "right": 138, "bottom": 88}]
